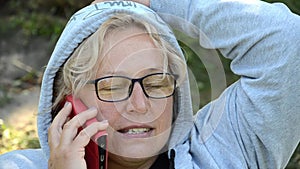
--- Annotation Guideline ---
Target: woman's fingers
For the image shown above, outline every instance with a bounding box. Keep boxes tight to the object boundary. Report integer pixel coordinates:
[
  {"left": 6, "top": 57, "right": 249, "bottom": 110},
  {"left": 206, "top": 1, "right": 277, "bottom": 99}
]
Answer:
[
  {"left": 48, "top": 104, "right": 108, "bottom": 169},
  {"left": 48, "top": 102, "right": 72, "bottom": 148},
  {"left": 50, "top": 102, "right": 72, "bottom": 131},
  {"left": 73, "top": 121, "right": 109, "bottom": 148},
  {"left": 59, "top": 107, "right": 99, "bottom": 146}
]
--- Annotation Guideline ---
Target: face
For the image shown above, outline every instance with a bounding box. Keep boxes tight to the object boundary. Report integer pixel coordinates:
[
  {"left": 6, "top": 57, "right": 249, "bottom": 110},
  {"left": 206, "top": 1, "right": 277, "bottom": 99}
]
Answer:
[{"left": 79, "top": 26, "right": 173, "bottom": 162}]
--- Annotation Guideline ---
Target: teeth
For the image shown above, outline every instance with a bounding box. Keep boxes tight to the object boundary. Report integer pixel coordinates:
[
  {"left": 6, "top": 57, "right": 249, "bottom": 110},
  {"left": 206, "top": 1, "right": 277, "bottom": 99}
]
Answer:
[{"left": 126, "top": 128, "right": 150, "bottom": 134}]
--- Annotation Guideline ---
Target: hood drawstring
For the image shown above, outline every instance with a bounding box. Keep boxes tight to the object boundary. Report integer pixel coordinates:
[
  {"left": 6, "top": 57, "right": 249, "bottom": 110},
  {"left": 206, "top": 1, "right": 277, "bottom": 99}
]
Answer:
[{"left": 169, "top": 149, "right": 175, "bottom": 169}]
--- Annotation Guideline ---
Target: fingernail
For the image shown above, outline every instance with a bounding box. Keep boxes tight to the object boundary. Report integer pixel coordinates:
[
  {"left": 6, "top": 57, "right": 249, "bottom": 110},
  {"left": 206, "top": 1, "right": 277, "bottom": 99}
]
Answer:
[
  {"left": 64, "top": 101, "right": 70, "bottom": 107},
  {"left": 89, "top": 107, "right": 97, "bottom": 111},
  {"left": 102, "top": 120, "right": 109, "bottom": 124}
]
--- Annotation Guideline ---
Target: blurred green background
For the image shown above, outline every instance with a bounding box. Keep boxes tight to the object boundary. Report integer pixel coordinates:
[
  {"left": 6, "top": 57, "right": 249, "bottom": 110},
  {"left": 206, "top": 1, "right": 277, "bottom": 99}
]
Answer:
[{"left": 0, "top": 0, "right": 299, "bottom": 168}]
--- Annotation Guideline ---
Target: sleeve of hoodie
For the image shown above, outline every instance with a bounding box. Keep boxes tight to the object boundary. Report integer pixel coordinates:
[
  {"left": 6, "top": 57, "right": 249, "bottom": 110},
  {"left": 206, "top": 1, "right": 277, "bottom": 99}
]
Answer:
[
  {"left": 0, "top": 149, "right": 48, "bottom": 169},
  {"left": 150, "top": 0, "right": 300, "bottom": 167}
]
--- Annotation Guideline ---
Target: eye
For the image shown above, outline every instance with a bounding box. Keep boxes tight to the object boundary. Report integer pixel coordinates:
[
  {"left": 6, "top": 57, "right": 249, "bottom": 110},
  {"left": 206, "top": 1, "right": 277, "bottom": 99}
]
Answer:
[
  {"left": 99, "top": 84, "right": 126, "bottom": 91},
  {"left": 145, "top": 77, "right": 173, "bottom": 87},
  {"left": 145, "top": 83, "right": 165, "bottom": 88},
  {"left": 109, "top": 85, "right": 126, "bottom": 91}
]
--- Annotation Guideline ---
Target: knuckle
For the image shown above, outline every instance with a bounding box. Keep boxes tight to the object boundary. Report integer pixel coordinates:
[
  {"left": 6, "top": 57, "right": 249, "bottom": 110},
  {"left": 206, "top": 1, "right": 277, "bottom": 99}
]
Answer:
[
  {"left": 63, "top": 121, "right": 73, "bottom": 130},
  {"left": 66, "top": 115, "right": 84, "bottom": 128},
  {"left": 48, "top": 125, "right": 53, "bottom": 133},
  {"left": 78, "top": 130, "right": 90, "bottom": 139}
]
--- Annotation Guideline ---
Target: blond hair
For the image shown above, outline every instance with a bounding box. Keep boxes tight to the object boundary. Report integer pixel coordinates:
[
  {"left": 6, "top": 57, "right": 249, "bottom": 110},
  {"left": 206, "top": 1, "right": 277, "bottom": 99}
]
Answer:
[{"left": 52, "top": 14, "right": 186, "bottom": 118}]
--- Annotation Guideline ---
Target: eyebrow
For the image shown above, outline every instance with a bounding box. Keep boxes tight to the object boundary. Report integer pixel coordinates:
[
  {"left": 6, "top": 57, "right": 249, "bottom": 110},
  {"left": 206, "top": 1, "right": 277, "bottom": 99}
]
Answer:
[{"left": 101, "top": 68, "right": 166, "bottom": 76}]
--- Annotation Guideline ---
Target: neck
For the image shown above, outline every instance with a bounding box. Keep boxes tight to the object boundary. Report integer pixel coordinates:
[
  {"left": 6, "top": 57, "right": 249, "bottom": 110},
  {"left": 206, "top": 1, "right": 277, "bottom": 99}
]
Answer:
[{"left": 108, "top": 153, "right": 158, "bottom": 169}]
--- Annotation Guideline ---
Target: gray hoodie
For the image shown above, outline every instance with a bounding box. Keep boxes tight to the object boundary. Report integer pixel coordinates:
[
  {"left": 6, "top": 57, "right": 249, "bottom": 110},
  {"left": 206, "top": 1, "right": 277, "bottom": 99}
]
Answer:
[{"left": 0, "top": 0, "right": 299, "bottom": 169}]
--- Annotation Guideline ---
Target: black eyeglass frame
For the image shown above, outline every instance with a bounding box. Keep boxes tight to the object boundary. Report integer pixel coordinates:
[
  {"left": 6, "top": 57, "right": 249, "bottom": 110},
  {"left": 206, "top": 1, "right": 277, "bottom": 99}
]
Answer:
[{"left": 88, "top": 72, "right": 177, "bottom": 102}]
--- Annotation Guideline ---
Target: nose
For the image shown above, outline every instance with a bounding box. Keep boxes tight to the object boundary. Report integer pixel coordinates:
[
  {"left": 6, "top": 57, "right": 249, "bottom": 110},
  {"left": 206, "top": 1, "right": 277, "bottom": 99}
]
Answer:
[{"left": 126, "top": 82, "right": 148, "bottom": 114}]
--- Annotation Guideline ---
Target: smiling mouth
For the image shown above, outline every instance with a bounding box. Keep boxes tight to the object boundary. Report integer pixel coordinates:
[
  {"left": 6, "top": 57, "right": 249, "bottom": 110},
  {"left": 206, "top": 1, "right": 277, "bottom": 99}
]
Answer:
[{"left": 118, "top": 128, "right": 154, "bottom": 135}]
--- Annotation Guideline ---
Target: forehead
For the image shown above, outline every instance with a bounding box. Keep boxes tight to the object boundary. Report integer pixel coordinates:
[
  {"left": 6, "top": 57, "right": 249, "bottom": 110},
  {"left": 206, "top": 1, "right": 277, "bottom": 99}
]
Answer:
[{"left": 98, "top": 26, "right": 166, "bottom": 77}]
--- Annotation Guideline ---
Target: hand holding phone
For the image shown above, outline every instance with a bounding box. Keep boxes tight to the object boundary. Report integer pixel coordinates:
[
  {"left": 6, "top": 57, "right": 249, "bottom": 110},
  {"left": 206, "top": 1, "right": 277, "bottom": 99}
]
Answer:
[{"left": 66, "top": 95, "right": 108, "bottom": 169}]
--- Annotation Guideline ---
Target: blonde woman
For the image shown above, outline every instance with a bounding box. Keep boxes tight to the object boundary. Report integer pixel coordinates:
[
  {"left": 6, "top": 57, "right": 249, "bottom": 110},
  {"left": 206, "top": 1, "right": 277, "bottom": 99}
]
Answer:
[{"left": 0, "top": 0, "right": 299, "bottom": 169}]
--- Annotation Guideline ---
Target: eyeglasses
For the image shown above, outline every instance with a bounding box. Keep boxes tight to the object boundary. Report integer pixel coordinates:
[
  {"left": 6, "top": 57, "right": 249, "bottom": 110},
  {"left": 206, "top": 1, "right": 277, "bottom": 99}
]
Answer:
[{"left": 89, "top": 73, "right": 177, "bottom": 102}]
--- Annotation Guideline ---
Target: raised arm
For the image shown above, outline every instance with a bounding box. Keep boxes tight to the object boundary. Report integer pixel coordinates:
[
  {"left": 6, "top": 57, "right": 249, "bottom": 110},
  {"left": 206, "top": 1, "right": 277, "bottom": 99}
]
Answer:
[{"left": 149, "top": 0, "right": 300, "bottom": 168}]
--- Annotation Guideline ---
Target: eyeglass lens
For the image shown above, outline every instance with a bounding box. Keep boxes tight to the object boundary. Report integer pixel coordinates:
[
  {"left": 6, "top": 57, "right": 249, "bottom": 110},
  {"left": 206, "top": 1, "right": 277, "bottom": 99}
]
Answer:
[{"left": 96, "top": 73, "right": 175, "bottom": 102}]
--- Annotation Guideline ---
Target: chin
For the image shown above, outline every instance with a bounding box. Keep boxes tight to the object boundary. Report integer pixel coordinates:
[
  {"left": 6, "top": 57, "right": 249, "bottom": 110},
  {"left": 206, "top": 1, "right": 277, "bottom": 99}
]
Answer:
[{"left": 108, "top": 129, "right": 171, "bottom": 158}]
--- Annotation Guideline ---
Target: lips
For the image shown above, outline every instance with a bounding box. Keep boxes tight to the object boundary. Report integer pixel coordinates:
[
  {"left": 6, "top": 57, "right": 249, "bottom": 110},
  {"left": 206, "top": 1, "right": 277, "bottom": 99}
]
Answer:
[
  {"left": 117, "top": 126, "right": 154, "bottom": 138},
  {"left": 119, "top": 128, "right": 152, "bottom": 134}
]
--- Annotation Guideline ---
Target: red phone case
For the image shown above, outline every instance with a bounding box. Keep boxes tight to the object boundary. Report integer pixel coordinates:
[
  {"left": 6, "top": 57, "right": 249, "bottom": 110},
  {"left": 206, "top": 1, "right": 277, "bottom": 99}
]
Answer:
[{"left": 66, "top": 95, "right": 108, "bottom": 169}]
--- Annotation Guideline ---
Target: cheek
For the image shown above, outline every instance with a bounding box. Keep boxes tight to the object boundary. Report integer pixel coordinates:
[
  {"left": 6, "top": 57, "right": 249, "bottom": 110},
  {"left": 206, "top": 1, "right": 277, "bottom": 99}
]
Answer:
[
  {"left": 153, "top": 98, "right": 173, "bottom": 129},
  {"left": 78, "top": 87, "right": 99, "bottom": 107},
  {"left": 95, "top": 97, "right": 174, "bottom": 128},
  {"left": 95, "top": 102, "right": 121, "bottom": 122},
  {"left": 79, "top": 87, "right": 120, "bottom": 121}
]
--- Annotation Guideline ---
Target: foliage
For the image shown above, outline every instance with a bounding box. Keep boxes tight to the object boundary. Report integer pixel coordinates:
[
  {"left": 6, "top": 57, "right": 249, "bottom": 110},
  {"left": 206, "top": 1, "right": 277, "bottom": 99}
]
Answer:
[
  {"left": 0, "top": 0, "right": 91, "bottom": 43},
  {"left": 0, "top": 87, "right": 11, "bottom": 108},
  {"left": 264, "top": 0, "right": 300, "bottom": 14},
  {"left": 0, "top": 71, "right": 41, "bottom": 154},
  {"left": 0, "top": 119, "right": 40, "bottom": 154}
]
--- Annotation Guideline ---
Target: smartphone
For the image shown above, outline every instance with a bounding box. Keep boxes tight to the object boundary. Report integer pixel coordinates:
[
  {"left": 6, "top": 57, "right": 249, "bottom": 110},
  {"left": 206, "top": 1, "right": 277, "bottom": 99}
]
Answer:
[{"left": 66, "top": 95, "right": 108, "bottom": 169}]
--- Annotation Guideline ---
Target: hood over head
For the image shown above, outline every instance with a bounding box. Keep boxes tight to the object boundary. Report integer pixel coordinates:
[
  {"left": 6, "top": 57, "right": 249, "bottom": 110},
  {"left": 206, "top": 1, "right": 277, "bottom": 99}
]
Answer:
[{"left": 37, "top": 1, "right": 193, "bottom": 159}]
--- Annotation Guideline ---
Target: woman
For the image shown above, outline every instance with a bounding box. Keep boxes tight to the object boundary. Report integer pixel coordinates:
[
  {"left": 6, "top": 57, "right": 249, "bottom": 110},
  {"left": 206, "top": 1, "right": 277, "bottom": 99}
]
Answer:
[
  {"left": 0, "top": 0, "right": 299, "bottom": 169},
  {"left": 48, "top": 10, "right": 188, "bottom": 169}
]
